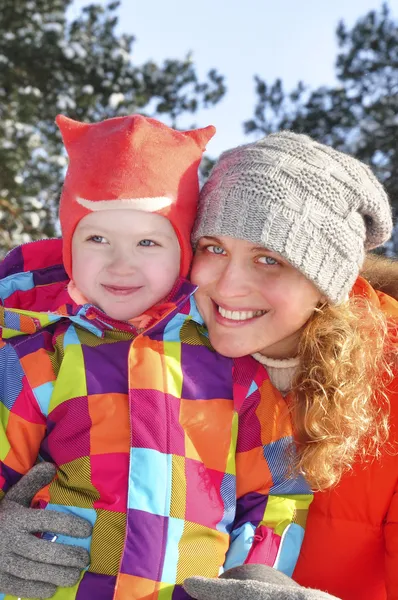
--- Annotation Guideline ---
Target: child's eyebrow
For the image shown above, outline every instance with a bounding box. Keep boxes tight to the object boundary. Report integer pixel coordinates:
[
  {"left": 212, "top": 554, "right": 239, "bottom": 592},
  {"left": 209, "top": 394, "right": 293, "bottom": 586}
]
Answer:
[
  {"left": 78, "top": 225, "right": 175, "bottom": 240},
  {"left": 137, "top": 230, "right": 176, "bottom": 240},
  {"left": 78, "top": 224, "right": 106, "bottom": 233}
]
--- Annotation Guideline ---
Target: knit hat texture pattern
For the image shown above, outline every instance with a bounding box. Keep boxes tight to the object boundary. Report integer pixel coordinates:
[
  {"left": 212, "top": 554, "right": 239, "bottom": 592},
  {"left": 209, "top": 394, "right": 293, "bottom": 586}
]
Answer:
[{"left": 192, "top": 131, "right": 392, "bottom": 303}]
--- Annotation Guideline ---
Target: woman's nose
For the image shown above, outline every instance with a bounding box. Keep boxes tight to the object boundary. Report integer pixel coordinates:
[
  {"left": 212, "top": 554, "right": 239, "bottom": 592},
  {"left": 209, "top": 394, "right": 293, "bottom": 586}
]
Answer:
[{"left": 215, "top": 261, "right": 252, "bottom": 298}]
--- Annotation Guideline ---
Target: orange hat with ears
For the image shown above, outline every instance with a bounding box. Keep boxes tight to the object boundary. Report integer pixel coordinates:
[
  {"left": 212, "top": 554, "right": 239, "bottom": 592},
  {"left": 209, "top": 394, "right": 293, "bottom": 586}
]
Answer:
[{"left": 56, "top": 114, "right": 215, "bottom": 279}]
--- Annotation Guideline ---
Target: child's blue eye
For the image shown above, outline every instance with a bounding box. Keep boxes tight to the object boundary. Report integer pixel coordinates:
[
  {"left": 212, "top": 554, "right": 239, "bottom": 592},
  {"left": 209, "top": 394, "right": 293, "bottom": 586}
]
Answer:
[
  {"left": 138, "top": 239, "right": 156, "bottom": 247},
  {"left": 88, "top": 235, "right": 107, "bottom": 244}
]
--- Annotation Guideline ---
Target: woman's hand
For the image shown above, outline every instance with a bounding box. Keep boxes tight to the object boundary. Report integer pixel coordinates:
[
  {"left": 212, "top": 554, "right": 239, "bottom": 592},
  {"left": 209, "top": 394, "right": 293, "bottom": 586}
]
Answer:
[{"left": 184, "top": 564, "right": 341, "bottom": 600}]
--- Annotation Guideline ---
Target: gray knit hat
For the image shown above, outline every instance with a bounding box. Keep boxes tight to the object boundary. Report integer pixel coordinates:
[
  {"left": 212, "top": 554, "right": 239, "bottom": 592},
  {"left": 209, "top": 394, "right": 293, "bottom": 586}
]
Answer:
[{"left": 192, "top": 131, "right": 393, "bottom": 303}]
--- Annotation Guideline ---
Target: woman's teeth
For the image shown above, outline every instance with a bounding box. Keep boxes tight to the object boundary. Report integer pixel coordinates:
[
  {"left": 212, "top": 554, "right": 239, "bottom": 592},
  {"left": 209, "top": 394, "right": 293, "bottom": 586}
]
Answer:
[{"left": 218, "top": 306, "right": 266, "bottom": 321}]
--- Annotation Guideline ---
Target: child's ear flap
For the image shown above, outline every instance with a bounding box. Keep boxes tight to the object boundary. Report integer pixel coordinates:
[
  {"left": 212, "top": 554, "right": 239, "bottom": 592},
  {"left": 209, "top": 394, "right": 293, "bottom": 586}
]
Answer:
[{"left": 56, "top": 115, "right": 90, "bottom": 150}]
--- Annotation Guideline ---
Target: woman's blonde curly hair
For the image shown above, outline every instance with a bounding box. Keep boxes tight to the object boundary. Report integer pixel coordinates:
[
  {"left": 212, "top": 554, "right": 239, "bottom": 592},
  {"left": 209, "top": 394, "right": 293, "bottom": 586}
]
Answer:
[{"left": 290, "top": 294, "right": 398, "bottom": 491}]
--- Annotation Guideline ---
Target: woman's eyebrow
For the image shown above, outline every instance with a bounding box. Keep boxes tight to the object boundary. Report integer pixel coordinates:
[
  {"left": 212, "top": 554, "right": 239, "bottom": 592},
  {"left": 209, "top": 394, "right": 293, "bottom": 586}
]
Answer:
[
  {"left": 200, "top": 235, "right": 222, "bottom": 243},
  {"left": 251, "top": 245, "right": 271, "bottom": 252}
]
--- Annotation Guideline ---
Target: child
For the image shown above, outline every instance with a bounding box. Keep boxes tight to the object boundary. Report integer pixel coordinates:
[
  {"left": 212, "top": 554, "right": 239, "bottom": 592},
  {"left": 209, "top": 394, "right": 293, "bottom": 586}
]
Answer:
[{"left": 0, "top": 116, "right": 311, "bottom": 600}]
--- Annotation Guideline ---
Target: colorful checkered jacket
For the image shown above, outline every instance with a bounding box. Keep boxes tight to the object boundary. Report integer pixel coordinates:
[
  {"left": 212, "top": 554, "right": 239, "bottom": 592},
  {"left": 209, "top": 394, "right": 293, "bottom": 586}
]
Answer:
[{"left": 0, "top": 239, "right": 312, "bottom": 600}]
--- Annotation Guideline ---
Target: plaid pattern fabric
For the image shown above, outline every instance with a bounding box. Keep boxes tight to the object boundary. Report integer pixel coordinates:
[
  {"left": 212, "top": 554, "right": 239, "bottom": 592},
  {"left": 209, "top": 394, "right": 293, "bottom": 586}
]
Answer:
[{"left": 0, "top": 240, "right": 312, "bottom": 600}]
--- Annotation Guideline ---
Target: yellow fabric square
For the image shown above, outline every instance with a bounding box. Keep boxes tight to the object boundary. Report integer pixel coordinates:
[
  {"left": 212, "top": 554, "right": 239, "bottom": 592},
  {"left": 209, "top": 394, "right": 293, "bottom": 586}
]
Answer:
[
  {"left": 163, "top": 341, "right": 182, "bottom": 398},
  {"left": 50, "top": 344, "right": 87, "bottom": 410},
  {"left": 176, "top": 520, "right": 227, "bottom": 583},
  {"left": 262, "top": 494, "right": 313, "bottom": 536},
  {"left": 49, "top": 456, "right": 100, "bottom": 508},
  {"left": 158, "top": 582, "right": 174, "bottom": 600},
  {"left": 225, "top": 411, "right": 238, "bottom": 476},
  {"left": 0, "top": 406, "right": 11, "bottom": 461},
  {"left": 170, "top": 454, "right": 186, "bottom": 519},
  {"left": 90, "top": 509, "right": 127, "bottom": 575}
]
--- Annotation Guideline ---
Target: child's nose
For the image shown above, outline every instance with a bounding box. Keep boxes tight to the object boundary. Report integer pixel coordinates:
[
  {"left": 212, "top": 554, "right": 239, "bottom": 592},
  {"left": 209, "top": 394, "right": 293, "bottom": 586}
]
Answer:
[{"left": 107, "top": 251, "right": 137, "bottom": 276}]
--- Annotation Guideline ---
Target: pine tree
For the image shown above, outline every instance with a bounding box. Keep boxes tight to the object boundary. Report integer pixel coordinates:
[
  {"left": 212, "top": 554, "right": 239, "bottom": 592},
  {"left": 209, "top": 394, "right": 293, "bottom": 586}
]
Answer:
[
  {"left": 0, "top": 0, "right": 225, "bottom": 255},
  {"left": 245, "top": 4, "right": 398, "bottom": 222}
]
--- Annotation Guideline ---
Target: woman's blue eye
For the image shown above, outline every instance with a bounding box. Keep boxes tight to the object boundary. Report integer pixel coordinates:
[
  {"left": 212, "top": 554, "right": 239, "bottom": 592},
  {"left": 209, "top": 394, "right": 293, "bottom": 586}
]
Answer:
[
  {"left": 207, "top": 245, "right": 225, "bottom": 255},
  {"left": 258, "top": 255, "right": 279, "bottom": 265},
  {"left": 138, "top": 239, "right": 156, "bottom": 247}
]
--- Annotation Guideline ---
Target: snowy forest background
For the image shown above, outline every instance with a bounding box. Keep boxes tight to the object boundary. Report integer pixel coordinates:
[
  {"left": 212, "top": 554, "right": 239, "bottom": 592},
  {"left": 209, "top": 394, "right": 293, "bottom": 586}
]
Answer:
[{"left": 1, "top": 1, "right": 397, "bottom": 257}]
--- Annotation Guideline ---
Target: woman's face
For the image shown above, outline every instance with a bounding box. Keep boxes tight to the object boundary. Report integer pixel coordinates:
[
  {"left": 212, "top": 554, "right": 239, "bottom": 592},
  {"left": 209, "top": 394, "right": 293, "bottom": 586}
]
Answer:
[{"left": 191, "top": 235, "right": 324, "bottom": 359}]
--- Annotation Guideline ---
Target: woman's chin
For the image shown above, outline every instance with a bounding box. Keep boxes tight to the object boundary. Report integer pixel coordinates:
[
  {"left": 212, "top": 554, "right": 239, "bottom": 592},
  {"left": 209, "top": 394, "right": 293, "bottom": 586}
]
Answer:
[{"left": 207, "top": 334, "right": 252, "bottom": 359}]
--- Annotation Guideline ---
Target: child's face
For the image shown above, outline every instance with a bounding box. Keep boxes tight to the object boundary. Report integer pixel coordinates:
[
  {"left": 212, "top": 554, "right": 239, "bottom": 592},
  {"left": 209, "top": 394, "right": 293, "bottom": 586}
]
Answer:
[{"left": 71, "top": 209, "right": 180, "bottom": 321}]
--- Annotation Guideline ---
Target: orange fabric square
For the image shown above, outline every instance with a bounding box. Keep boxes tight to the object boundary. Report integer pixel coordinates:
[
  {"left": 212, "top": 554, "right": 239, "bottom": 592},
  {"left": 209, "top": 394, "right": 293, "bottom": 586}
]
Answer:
[
  {"left": 180, "top": 398, "right": 234, "bottom": 472},
  {"left": 257, "top": 379, "right": 292, "bottom": 445},
  {"left": 236, "top": 446, "right": 273, "bottom": 498},
  {"left": 31, "top": 482, "right": 52, "bottom": 506},
  {"left": 6, "top": 411, "right": 46, "bottom": 473},
  {"left": 19, "top": 313, "right": 39, "bottom": 335},
  {"left": 20, "top": 348, "right": 56, "bottom": 389},
  {"left": 128, "top": 339, "right": 166, "bottom": 393},
  {"left": 114, "top": 573, "right": 158, "bottom": 600},
  {"left": 88, "top": 393, "right": 130, "bottom": 455}
]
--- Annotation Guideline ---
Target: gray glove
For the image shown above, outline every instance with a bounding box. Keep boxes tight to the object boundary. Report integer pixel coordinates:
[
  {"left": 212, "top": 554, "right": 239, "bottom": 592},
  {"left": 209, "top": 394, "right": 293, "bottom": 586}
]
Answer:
[
  {"left": 184, "top": 564, "right": 341, "bottom": 600},
  {"left": 0, "top": 462, "right": 92, "bottom": 599}
]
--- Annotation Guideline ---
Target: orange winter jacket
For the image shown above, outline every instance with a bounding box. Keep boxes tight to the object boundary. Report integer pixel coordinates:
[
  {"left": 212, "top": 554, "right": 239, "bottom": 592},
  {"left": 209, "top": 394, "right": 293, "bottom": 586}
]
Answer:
[{"left": 293, "top": 277, "right": 398, "bottom": 600}]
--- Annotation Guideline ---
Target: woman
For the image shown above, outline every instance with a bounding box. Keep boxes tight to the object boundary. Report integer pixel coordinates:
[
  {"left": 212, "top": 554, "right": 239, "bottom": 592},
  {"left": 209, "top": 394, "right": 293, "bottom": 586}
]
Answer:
[{"left": 184, "top": 131, "right": 398, "bottom": 600}]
